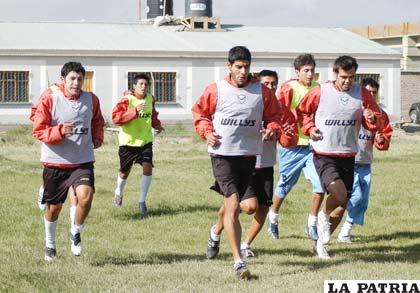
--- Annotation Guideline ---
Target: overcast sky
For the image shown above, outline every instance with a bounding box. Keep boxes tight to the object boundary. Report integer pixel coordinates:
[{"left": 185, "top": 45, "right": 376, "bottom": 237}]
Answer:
[{"left": 0, "top": 0, "right": 419, "bottom": 28}]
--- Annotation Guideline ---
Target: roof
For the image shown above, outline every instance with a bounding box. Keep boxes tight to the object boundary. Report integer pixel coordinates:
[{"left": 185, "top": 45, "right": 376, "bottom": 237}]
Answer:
[{"left": 0, "top": 21, "right": 401, "bottom": 59}]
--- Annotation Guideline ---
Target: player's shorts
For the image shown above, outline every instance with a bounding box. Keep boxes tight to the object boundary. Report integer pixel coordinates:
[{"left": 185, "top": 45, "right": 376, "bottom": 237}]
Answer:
[
  {"left": 274, "top": 146, "right": 324, "bottom": 198},
  {"left": 313, "top": 154, "right": 355, "bottom": 197},
  {"left": 119, "top": 143, "right": 153, "bottom": 172},
  {"left": 252, "top": 166, "right": 274, "bottom": 206},
  {"left": 210, "top": 155, "right": 257, "bottom": 201},
  {"left": 42, "top": 162, "right": 95, "bottom": 205}
]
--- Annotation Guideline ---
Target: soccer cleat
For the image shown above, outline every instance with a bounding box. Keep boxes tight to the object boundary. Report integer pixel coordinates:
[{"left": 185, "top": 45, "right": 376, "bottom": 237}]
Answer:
[
  {"left": 241, "top": 247, "right": 255, "bottom": 259},
  {"left": 313, "top": 239, "right": 330, "bottom": 259},
  {"left": 305, "top": 225, "right": 319, "bottom": 241},
  {"left": 70, "top": 233, "right": 82, "bottom": 256},
  {"left": 234, "top": 261, "right": 251, "bottom": 280},
  {"left": 44, "top": 246, "right": 56, "bottom": 261},
  {"left": 139, "top": 202, "right": 148, "bottom": 219},
  {"left": 337, "top": 234, "right": 352, "bottom": 243},
  {"left": 267, "top": 218, "right": 279, "bottom": 239},
  {"left": 113, "top": 192, "right": 123, "bottom": 207},
  {"left": 317, "top": 216, "right": 331, "bottom": 244},
  {"left": 206, "top": 227, "right": 220, "bottom": 259},
  {"left": 37, "top": 185, "right": 46, "bottom": 211}
]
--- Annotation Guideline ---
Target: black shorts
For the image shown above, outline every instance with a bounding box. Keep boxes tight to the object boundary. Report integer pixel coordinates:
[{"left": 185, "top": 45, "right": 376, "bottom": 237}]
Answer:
[
  {"left": 252, "top": 167, "right": 274, "bottom": 206},
  {"left": 313, "top": 154, "right": 355, "bottom": 197},
  {"left": 42, "top": 162, "right": 95, "bottom": 205},
  {"left": 210, "top": 155, "right": 257, "bottom": 201},
  {"left": 119, "top": 143, "right": 153, "bottom": 172}
]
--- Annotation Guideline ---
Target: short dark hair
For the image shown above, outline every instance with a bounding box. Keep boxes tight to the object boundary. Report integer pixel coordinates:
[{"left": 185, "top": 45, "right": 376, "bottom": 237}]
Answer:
[
  {"left": 294, "top": 54, "right": 316, "bottom": 70},
  {"left": 61, "top": 62, "right": 85, "bottom": 78},
  {"left": 361, "top": 77, "right": 379, "bottom": 90},
  {"left": 228, "top": 46, "right": 251, "bottom": 64},
  {"left": 333, "top": 55, "right": 358, "bottom": 73},
  {"left": 258, "top": 70, "right": 278, "bottom": 82},
  {"left": 133, "top": 73, "right": 150, "bottom": 85}
]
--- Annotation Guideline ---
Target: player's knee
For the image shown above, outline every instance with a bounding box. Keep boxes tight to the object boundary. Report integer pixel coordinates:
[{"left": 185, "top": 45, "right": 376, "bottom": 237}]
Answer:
[{"left": 240, "top": 200, "right": 258, "bottom": 215}]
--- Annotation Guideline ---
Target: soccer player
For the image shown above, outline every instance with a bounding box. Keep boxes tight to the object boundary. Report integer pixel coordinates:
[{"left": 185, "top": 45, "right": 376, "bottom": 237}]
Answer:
[
  {"left": 267, "top": 54, "right": 325, "bottom": 241},
  {"left": 240, "top": 70, "right": 282, "bottom": 257},
  {"left": 32, "top": 61, "right": 105, "bottom": 261},
  {"left": 336, "top": 78, "right": 393, "bottom": 243},
  {"left": 192, "top": 46, "right": 297, "bottom": 278},
  {"left": 297, "top": 56, "right": 385, "bottom": 259},
  {"left": 112, "top": 73, "right": 164, "bottom": 218}
]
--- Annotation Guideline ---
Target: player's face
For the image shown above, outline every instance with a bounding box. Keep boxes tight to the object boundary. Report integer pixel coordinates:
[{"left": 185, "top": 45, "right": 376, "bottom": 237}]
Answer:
[
  {"left": 61, "top": 71, "right": 84, "bottom": 97},
  {"left": 296, "top": 64, "right": 315, "bottom": 86},
  {"left": 260, "top": 76, "right": 278, "bottom": 93},
  {"left": 365, "top": 84, "right": 378, "bottom": 100},
  {"left": 334, "top": 68, "right": 356, "bottom": 92},
  {"left": 133, "top": 79, "right": 148, "bottom": 97},
  {"left": 228, "top": 60, "right": 250, "bottom": 87}
]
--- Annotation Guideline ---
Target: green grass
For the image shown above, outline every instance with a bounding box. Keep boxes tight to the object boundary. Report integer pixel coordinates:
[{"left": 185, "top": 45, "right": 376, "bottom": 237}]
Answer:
[{"left": 0, "top": 126, "right": 419, "bottom": 292}]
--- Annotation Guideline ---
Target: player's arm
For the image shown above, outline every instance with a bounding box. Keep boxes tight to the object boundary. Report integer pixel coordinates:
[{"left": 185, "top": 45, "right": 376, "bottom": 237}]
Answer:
[
  {"left": 374, "top": 112, "right": 392, "bottom": 151},
  {"left": 192, "top": 83, "right": 217, "bottom": 141},
  {"left": 361, "top": 88, "right": 385, "bottom": 132},
  {"left": 277, "top": 103, "right": 298, "bottom": 147},
  {"left": 296, "top": 86, "right": 322, "bottom": 140},
  {"left": 151, "top": 96, "right": 164, "bottom": 133},
  {"left": 91, "top": 94, "right": 105, "bottom": 149},
  {"left": 111, "top": 97, "right": 138, "bottom": 126},
  {"left": 261, "top": 85, "right": 284, "bottom": 140},
  {"left": 277, "top": 83, "right": 294, "bottom": 111}
]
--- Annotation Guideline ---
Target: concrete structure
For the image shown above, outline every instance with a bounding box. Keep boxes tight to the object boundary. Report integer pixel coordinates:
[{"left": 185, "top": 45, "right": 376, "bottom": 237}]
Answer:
[
  {"left": 352, "top": 22, "right": 420, "bottom": 122},
  {"left": 0, "top": 21, "right": 401, "bottom": 124}
]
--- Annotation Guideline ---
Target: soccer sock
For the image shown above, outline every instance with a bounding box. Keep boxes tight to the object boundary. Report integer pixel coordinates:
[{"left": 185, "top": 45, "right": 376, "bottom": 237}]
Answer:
[
  {"left": 210, "top": 225, "right": 220, "bottom": 241},
  {"left": 268, "top": 210, "right": 279, "bottom": 224},
  {"left": 71, "top": 222, "right": 84, "bottom": 236},
  {"left": 69, "top": 205, "right": 76, "bottom": 225},
  {"left": 44, "top": 217, "right": 58, "bottom": 249},
  {"left": 307, "top": 214, "right": 317, "bottom": 227},
  {"left": 234, "top": 259, "right": 245, "bottom": 267},
  {"left": 240, "top": 242, "right": 250, "bottom": 250},
  {"left": 139, "top": 175, "right": 152, "bottom": 203},
  {"left": 115, "top": 175, "right": 127, "bottom": 196},
  {"left": 339, "top": 221, "right": 353, "bottom": 237},
  {"left": 318, "top": 210, "right": 330, "bottom": 223}
]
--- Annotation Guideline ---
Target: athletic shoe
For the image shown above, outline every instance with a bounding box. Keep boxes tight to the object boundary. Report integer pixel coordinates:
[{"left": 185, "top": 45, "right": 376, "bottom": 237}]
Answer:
[
  {"left": 313, "top": 239, "right": 330, "bottom": 259},
  {"left": 37, "top": 185, "right": 46, "bottom": 211},
  {"left": 241, "top": 247, "right": 255, "bottom": 259},
  {"left": 139, "top": 202, "right": 148, "bottom": 219},
  {"left": 70, "top": 233, "right": 82, "bottom": 256},
  {"left": 44, "top": 246, "right": 56, "bottom": 261},
  {"left": 206, "top": 226, "right": 220, "bottom": 259},
  {"left": 267, "top": 218, "right": 279, "bottom": 239},
  {"left": 304, "top": 225, "right": 319, "bottom": 241},
  {"left": 317, "top": 216, "right": 331, "bottom": 244},
  {"left": 113, "top": 192, "right": 123, "bottom": 207},
  {"left": 337, "top": 234, "right": 352, "bottom": 243},
  {"left": 234, "top": 261, "right": 251, "bottom": 280}
]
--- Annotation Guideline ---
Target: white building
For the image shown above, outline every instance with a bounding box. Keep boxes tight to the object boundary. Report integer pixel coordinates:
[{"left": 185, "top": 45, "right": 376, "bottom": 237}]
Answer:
[{"left": 0, "top": 21, "right": 401, "bottom": 124}]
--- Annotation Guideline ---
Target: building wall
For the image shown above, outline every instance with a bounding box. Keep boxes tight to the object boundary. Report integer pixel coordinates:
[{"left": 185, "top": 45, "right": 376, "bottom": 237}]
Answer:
[
  {"left": 401, "top": 72, "right": 420, "bottom": 122},
  {"left": 0, "top": 56, "right": 401, "bottom": 124}
]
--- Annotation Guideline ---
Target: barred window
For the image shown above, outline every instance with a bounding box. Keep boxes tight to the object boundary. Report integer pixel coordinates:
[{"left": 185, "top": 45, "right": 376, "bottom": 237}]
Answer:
[
  {"left": 355, "top": 73, "right": 380, "bottom": 85},
  {"left": 0, "top": 71, "right": 29, "bottom": 103},
  {"left": 128, "top": 72, "right": 176, "bottom": 103}
]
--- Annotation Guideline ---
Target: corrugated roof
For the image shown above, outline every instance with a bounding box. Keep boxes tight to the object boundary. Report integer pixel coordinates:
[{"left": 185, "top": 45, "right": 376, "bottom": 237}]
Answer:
[{"left": 0, "top": 22, "right": 400, "bottom": 58}]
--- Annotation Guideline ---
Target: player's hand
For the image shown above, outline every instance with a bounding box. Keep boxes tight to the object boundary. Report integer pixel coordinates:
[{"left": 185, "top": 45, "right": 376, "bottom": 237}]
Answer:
[
  {"left": 309, "top": 127, "right": 323, "bottom": 141},
  {"left": 363, "top": 108, "right": 375, "bottom": 122},
  {"left": 61, "top": 123, "right": 74, "bottom": 136},
  {"left": 136, "top": 102, "right": 146, "bottom": 113},
  {"left": 93, "top": 139, "right": 103, "bottom": 149},
  {"left": 155, "top": 125, "right": 165, "bottom": 134},
  {"left": 205, "top": 131, "right": 221, "bottom": 147},
  {"left": 261, "top": 128, "right": 276, "bottom": 141},
  {"left": 375, "top": 133, "right": 385, "bottom": 144},
  {"left": 281, "top": 123, "right": 295, "bottom": 136}
]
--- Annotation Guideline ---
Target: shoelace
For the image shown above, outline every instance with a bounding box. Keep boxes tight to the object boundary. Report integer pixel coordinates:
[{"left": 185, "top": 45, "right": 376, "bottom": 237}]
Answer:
[
  {"left": 72, "top": 233, "right": 81, "bottom": 245},
  {"left": 208, "top": 238, "right": 219, "bottom": 248}
]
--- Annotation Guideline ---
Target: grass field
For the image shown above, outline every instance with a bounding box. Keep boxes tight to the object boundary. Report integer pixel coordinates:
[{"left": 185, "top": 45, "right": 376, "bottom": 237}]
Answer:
[{"left": 0, "top": 125, "right": 419, "bottom": 292}]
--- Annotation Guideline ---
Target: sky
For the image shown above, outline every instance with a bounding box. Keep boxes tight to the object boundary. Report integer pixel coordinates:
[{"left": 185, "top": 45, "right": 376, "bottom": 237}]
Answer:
[{"left": 0, "top": 0, "right": 419, "bottom": 28}]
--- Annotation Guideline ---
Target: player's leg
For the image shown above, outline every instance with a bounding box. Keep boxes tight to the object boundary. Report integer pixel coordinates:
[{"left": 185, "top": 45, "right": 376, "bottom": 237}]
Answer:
[{"left": 114, "top": 146, "right": 134, "bottom": 207}]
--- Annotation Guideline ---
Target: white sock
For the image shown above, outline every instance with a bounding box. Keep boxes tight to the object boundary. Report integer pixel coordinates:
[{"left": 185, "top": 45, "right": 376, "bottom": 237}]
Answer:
[
  {"left": 71, "top": 222, "right": 84, "bottom": 236},
  {"left": 44, "top": 217, "right": 58, "bottom": 249},
  {"left": 268, "top": 210, "right": 279, "bottom": 224},
  {"left": 115, "top": 176, "right": 127, "bottom": 196},
  {"left": 69, "top": 205, "right": 76, "bottom": 225},
  {"left": 339, "top": 221, "right": 353, "bottom": 237},
  {"left": 307, "top": 214, "right": 317, "bottom": 227},
  {"left": 210, "top": 225, "right": 220, "bottom": 241},
  {"left": 318, "top": 210, "right": 330, "bottom": 223},
  {"left": 234, "top": 259, "right": 245, "bottom": 267},
  {"left": 240, "top": 242, "right": 250, "bottom": 250},
  {"left": 139, "top": 175, "right": 152, "bottom": 203}
]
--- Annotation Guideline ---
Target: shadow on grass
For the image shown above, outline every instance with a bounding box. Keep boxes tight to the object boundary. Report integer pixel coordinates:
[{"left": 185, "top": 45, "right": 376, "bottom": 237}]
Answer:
[
  {"left": 255, "top": 247, "right": 314, "bottom": 258},
  {"left": 114, "top": 204, "right": 219, "bottom": 220},
  {"left": 361, "top": 230, "right": 420, "bottom": 242},
  {"left": 90, "top": 251, "right": 232, "bottom": 267}
]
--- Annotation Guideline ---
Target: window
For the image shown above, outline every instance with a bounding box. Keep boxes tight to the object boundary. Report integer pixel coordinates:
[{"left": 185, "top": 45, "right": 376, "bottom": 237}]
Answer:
[
  {"left": 355, "top": 73, "right": 380, "bottom": 85},
  {"left": 0, "top": 71, "right": 29, "bottom": 103},
  {"left": 128, "top": 72, "right": 176, "bottom": 103},
  {"left": 82, "top": 71, "right": 94, "bottom": 92},
  {"left": 314, "top": 73, "right": 320, "bottom": 82}
]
